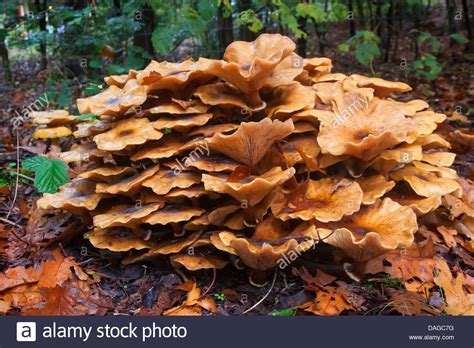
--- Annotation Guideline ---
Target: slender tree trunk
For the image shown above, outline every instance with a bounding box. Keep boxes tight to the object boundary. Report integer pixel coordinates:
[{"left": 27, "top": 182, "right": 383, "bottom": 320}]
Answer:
[
  {"left": 367, "top": 0, "right": 375, "bottom": 30},
  {"left": 297, "top": 15, "right": 307, "bottom": 57},
  {"left": 445, "top": 0, "right": 456, "bottom": 46},
  {"left": 461, "top": 0, "right": 473, "bottom": 52},
  {"left": 133, "top": 3, "right": 155, "bottom": 56},
  {"left": 0, "top": 38, "right": 11, "bottom": 84},
  {"left": 238, "top": 0, "right": 256, "bottom": 41},
  {"left": 113, "top": 0, "right": 121, "bottom": 16},
  {"left": 384, "top": 0, "right": 393, "bottom": 62},
  {"left": 35, "top": 0, "right": 47, "bottom": 70},
  {"left": 356, "top": 0, "right": 365, "bottom": 29},
  {"left": 217, "top": 2, "right": 234, "bottom": 57},
  {"left": 348, "top": 0, "right": 355, "bottom": 37},
  {"left": 375, "top": 0, "right": 383, "bottom": 38}
]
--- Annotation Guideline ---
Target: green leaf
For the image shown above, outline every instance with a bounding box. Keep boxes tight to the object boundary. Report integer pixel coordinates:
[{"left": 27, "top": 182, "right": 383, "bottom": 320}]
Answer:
[
  {"left": 338, "top": 43, "right": 350, "bottom": 52},
  {"left": 151, "top": 26, "right": 175, "bottom": 54},
  {"left": 89, "top": 59, "right": 103, "bottom": 69},
  {"left": 22, "top": 157, "right": 68, "bottom": 193},
  {"left": 271, "top": 308, "right": 297, "bottom": 316},
  {"left": 57, "top": 80, "right": 72, "bottom": 108},
  {"left": 355, "top": 41, "right": 380, "bottom": 66},
  {"left": 450, "top": 33, "right": 469, "bottom": 44}
]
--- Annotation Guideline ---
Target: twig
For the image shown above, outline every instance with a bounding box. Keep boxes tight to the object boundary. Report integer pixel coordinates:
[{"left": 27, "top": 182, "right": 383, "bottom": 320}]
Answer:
[
  {"left": 201, "top": 268, "right": 217, "bottom": 298},
  {"left": 0, "top": 217, "right": 22, "bottom": 228},
  {"left": 5, "top": 131, "right": 20, "bottom": 220},
  {"left": 243, "top": 269, "right": 278, "bottom": 314},
  {"left": 17, "top": 173, "right": 34, "bottom": 181}
]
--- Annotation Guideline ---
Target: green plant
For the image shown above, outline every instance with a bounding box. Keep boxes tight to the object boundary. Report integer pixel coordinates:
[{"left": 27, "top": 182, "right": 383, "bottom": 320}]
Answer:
[
  {"left": 271, "top": 307, "right": 298, "bottom": 316},
  {"left": 22, "top": 156, "right": 68, "bottom": 193},
  {"left": 338, "top": 31, "right": 381, "bottom": 74}
]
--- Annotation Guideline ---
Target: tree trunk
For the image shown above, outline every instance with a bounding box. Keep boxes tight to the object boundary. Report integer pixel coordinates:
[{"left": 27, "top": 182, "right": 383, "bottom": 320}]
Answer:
[
  {"left": 238, "top": 0, "right": 256, "bottom": 41},
  {"left": 367, "top": 0, "right": 375, "bottom": 30},
  {"left": 461, "top": 0, "right": 473, "bottom": 52},
  {"left": 35, "top": 0, "right": 47, "bottom": 70},
  {"left": 348, "top": 0, "right": 355, "bottom": 37},
  {"left": 356, "top": 0, "right": 365, "bottom": 29},
  {"left": 113, "top": 0, "right": 121, "bottom": 16},
  {"left": 384, "top": 0, "right": 393, "bottom": 62},
  {"left": 217, "top": 2, "right": 234, "bottom": 57},
  {"left": 375, "top": 0, "right": 383, "bottom": 38},
  {"left": 0, "top": 38, "right": 11, "bottom": 84},
  {"left": 133, "top": 3, "right": 155, "bottom": 56},
  {"left": 445, "top": 0, "right": 456, "bottom": 46},
  {"left": 297, "top": 16, "right": 307, "bottom": 57}
]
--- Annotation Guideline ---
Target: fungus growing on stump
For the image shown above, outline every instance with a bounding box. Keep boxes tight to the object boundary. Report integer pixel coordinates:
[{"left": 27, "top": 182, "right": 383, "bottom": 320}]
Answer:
[{"left": 36, "top": 34, "right": 463, "bottom": 286}]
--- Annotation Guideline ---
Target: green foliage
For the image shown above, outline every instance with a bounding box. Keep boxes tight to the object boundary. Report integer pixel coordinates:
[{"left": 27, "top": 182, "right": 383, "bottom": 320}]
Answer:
[
  {"left": 449, "top": 33, "right": 469, "bottom": 44},
  {"left": 411, "top": 53, "right": 441, "bottom": 81},
  {"left": 339, "top": 31, "right": 381, "bottom": 67},
  {"left": 236, "top": 10, "right": 263, "bottom": 33},
  {"left": 271, "top": 307, "right": 298, "bottom": 316},
  {"left": 22, "top": 157, "right": 69, "bottom": 194}
]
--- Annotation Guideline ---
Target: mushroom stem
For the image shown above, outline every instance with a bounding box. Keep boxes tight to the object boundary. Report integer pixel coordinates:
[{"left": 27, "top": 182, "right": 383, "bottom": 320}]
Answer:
[
  {"left": 171, "top": 222, "right": 185, "bottom": 237},
  {"left": 249, "top": 269, "right": 268, "bottom": 287},
  {"left": 243, "top": 207, "right": 257, "bottom": 227}
]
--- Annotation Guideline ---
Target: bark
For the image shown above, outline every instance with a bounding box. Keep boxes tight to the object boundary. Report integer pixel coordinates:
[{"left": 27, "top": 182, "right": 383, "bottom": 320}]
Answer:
[
  {"left": 461, "top": 0, "right": 473, "bottom": 52},
  {"left": 375, "top": 0, "right": 383, "bottom": 38},
  {"left": 384, "top": 0, "right": 393, "bottom": 62},
  {"left": 356, "top": 0, "right": 365, "bottom": 29},
  {"left": 133, "top": 3, "right": 155, "bottom": 56},
  {"left": 297, "top": 16, "right": 307, "bottom": 57},
  {"left": 367, "top": 0, "right": 375, "bottom": 30},
  {"left": 217, "top": 2, "right": 234, "bottom": 57},
  {"left": 238, "top": 0, "right": 256, "bottom": 41},
  {"left": 348, "top": 0, "right": 356, "bottom": 37},
  {"left": 35, "top": 0, "right": 47, "bottom": 70},
  {"left": 0, "top": 38, "right": 12, "bottom": 84},
  {"left": 445, "top": 0, "right": 456, "bottom": 46}
]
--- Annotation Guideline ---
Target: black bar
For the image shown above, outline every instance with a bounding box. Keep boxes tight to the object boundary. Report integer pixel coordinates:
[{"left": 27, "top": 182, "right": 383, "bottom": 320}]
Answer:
[{"left": 1, "top": 316, "right": 472, "bottom": 348}]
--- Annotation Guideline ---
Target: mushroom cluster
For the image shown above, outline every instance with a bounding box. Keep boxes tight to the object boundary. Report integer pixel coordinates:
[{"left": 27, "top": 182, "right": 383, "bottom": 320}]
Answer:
[{"left": 37, "top": 34, "right": 463, "bottom": 284}]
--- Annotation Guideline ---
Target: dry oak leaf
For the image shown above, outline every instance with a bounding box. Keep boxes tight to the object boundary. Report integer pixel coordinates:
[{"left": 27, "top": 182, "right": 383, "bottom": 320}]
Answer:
[
  {"left": 24, "top": 280, "right": 110, "bottom": 316},
  {"left": 94, "top": 117, "right": 163, "bottom": 151},
  {"left": 164, "top": 282, "right": 217, "bottom": 316},
  {"left": 0, "top": 266, "right": 41, "bottom": 292},
  {"left": 207, "top": 118, "right": 294, "bottom": 168},
  {"left": 316, "top": 198, "right": 417, "bottom": 261},
  {"left": 300, "top": 286, "right": 354, "bottom": 316}
]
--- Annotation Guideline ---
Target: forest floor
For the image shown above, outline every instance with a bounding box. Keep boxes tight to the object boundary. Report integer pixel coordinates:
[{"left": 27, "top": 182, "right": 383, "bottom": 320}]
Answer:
[{"left": 0, "top": 29, "right": 473, "bottom": 315}]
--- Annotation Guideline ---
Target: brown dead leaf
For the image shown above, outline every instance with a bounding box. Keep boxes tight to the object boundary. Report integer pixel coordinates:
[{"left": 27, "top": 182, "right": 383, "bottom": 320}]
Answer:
[
  {"left": 301, "top": 286, "right": 354, "bottom": 316},
  {"left": 164, "top": 281, "right": 216, "bottom": 316}
]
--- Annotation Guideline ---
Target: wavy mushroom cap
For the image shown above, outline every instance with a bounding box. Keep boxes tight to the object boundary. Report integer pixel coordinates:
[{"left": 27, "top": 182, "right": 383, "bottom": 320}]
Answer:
[
  {"left": 147, "top": 98, "right": 209, "bottom": 115},
  {"left": 212, "top": 219, "right": 317, "bottom": 270},
  {"left": 95, "top": 164, "right": 160, "bottom": 195},
  {"left": 272, "top": 177, "right": 363, "bottom": 222},
  {"left": 203, "top": 166, "right": 296, "bottom": 207},
  {"left": 84, "top": 227, "right": 152, "bottom": 252},
  {"left": 349, "top": 74, "right": 412, "bottom": 97},
  {"left": 77, "top": 79, "right": 147, "bottom": 116},
  {"left": 152, "top": 113, "right": 212, "bottom": 132},
  {"left": 30, "top": 110, "right": 77, "bottom": 126},
  {"left": 207, "top": 118, "right": 294, "bottom": 169},
  {"left": 316, "top": 198, "right": 417, "bottom": 261},
  {"left": 33, "top": 126, "right": 72, "bottom": 139},
  {"left": 265, "top": 83, "right": 315, "bottom": 119},
  {"left": 93, "top": 202, "right": 163, "bottom": 229},
  {"left": 37, "top": 179, "right": 103, "bottom": 212},
  {"left": 171, "top": 254, "right": 228, "bottom": 271},
  {"left": 143, "top": 205, "right": 205, "bottom": 225},
  {"left": 93, "top": 117, "right": 163, "bottom": 151},
  {"left": 142, "top": 169, "right": 201, "bottom": 195},
  {"left": 78, "top": 166, "right": 137, "bottom": 182},
  {"left": 356, "top": 175, "right": 396, "bottom": 205}
]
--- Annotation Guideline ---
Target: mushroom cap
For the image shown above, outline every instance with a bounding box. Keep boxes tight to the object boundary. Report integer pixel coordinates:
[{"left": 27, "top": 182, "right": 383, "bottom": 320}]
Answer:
[
  {"left": 213, "top": 219, "right": 317, "bottom": 270},
  {"left": 356, "top": 175, "right": 395, "bottom": 205},
  {"left": 171, "top": 254, "right": 228, "bottom": 271},
  {"left": 265, "top": 83, "right": 315, "bottom": 119},
  {"left": 131, "top": 138, "right": 186, "bottom": 161},
  {"left": 37, "top": 179, "right": 103, "bottom": 212},
  {"left": 316, "top": 198, "right": 417, "bottom": 261},
  {"left": 33, "top": 126, "right": 72, "bottom": 139},
  {"left": 78, "top": 166, "right": 137, "bottom": 182},
  {"left": 272, "top": 178, "right": 363, "bottom": 222},
  {"left": 147, "top": 98, "right": 209, "bottom": 115},
  {"left": 94, "top": 117, "right": 163, "bottom": 151},
  {"left": 95, "top": 164, "right": 160, "bottom": 195},
  {"left": 93, "top": 202, "right": 163, "bottom": 228},
  {"left": 206, "top": 118, "right": 294, "bottom": 168},
  {"left": 152, "top": 113, "right": 212, "bottom": 132},
  {"left": 143, "top": 205, "right": 205, "bottom": 225},
  {"left": 84, "top": 227, "right": 152, "bottom": 252},
  {"left": 142, "top": 169, "right": 201, "bottom": 195},
  {"left": 390, "top": 165, "right": 462, "bottom": 198},
  {"left": 77, "top": 79, "right": 147, "bottom": 116},
  {"left": 350, "top": 74, "right": 412, "bottom": 97},
  {"left": 30, "top": 110, "right": 77, "bottom": 126},
  {"left": 203, "top": 166, "right": 296, "bottom": 207}
]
